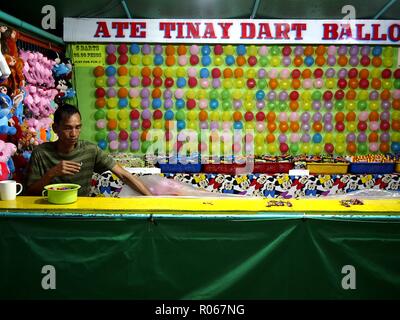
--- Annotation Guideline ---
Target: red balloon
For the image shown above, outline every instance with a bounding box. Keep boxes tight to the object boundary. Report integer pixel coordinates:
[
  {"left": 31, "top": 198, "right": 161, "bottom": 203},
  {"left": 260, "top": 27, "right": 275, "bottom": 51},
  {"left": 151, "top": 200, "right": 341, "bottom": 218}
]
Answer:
[
  {"left": 335, "top": 121, "right": 345, "bottom": 132},
  {"left": 214, "top": 45, "right": 223, "bottom": 55},
  {"left": 211, "top": 68, "right": 221, "bottom": 78},
  {"left": 153, "top": 77, "right": 163, "bottom": 87},
  {"left": 95, "top": 88, "right": 106, "bottom": 98},
  {"left": 334, "top": 90, "right": 345, "bottom": 100},
  {"left": 282, "top": 46, "right": 292, "bottom": 56},
  {"left": 313, "top": 68, "right": 323, "bottom": 78},
  {"left": 106, "top": 54, "right": 116, "bottom": 65},
  {"left": 380, "top": 120, "right": 390, "bottom": 131},
  {"left": 324, "top": 143, "right": 334, "bottom": 154},
  {"left": 190, "top": 55, "right": 199, "bottom": 65},
  {"left": 382, "top": 69, "right": 392, "bottom": 79},
  {"left": 360, "top": 56, "right": 371, "bottom": 66},
  {"left": 164, "top": 77, "right": 174, "bottom": 88},
  {"left": 118, "top": 54, "right": 128, "bottom": 65},
  {"left": 118, "top": 44, "right": 128, "bottom": 54},
  {"left": 256, "top": 112, "right": 265, "bottom": 121},
  {"left": 153, "top": 110, "right": 163, "bottom": 119},
  {"left": 188, "top": 77, "right": 198, "bottom": 87},
  {"left": 130, "top": 109, "right": 140, "bottom": 120},
  {"left": 337, "top": 79, "right": 347, "bottom": 89},
  {"left": 244, "top": 112, "right": 254, "bottom": 121},
  {"left": 142, "top": 119, "right": 151, "bottom": 129},
  {"left": 280, "top": 143, "right": 289, "bottom": 153},
  {"left": 359, "top": 79, "right": 369, "bottom": 89},
  {"left": 248, "top": 56, "right": 257, "bottom": 66},
  {"left": 186, "top": 99, "right": 196, "bottom": 109},
  {"left": 290, "top": 91, "right": 299, "bottom": 100},
  {"left": 357, "top": 121, "right": 368, "bottom": 131},
  {"left": 291, "top": 69, "right": 301, "bottom": 79},
  {"left": 119, "top": 130, "right": 129, "bottom": 140},
  {"left": 323, "top": 90, "right": 333, "bottom": 101},
  {"left": 394, "top": 69, "right": 400, "bottom": 79},
  {"left": 348, "top": 68, "right": 358, "bottom": 78},
  {"left": 247, "top": 78, "right": 256, "bottom": 88},
  {"left": 141, "top": 76, "right": 151, "bottom": 87}
]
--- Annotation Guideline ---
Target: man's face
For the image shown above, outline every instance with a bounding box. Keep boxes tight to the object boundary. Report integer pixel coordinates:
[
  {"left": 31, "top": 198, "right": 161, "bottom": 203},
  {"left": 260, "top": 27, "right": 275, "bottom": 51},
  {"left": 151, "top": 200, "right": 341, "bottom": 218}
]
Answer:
[{"left": 53, "top": 113, "right": 82, "bottom": 147}]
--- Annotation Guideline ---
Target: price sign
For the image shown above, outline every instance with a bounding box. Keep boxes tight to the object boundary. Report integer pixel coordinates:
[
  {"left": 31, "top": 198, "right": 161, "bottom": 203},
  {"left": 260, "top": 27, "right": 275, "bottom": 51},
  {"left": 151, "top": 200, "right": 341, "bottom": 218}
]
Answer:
[{"left": 71, "top": 44, "right": 104, "bottom": 66}]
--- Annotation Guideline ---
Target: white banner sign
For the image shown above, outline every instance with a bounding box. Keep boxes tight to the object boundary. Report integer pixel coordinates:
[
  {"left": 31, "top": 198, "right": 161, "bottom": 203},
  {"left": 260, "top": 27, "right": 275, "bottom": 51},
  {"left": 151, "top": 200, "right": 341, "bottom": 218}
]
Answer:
[{"left": 64, "top": 18, "right": 400, "bottom": 44}]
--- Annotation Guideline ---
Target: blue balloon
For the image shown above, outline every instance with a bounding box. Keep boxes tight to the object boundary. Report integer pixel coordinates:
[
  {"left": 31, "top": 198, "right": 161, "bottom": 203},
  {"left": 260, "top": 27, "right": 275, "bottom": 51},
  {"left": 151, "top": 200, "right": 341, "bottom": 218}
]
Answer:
[
  {"left": 176, "top": 77, "right": 186, "bottom": 88},
  {"left": 152, "top": 98, "right": 162, "bottom": 109},
  {"left": 391, "top": 142, "right": 400, "bottom": 153},
  {"left": 201, "top": 55, "right": 211, "bottom": 66},
  {"left": 201, "top": 45, "right": 211, "bottom": 55},
  {"left": 175, "top": 99, "right": 185, "bottom": 109},
  {"left": 200, "top": 68, "right": 210, "bottom": 78},
  {"left": 118, "top": 98, "right": 128, "bottom": 108},
  {"left": 236, "top": 44, "right": 246, "bottom": 56},
  {"left": 177, "top": 120, "right": 186, "bottom": 130},
  {"left": 98, "top": 139, "right": 107, "bottom": 150},
  {"left": 233, "top": 121, "right": 243, "bottom": 129},
  {"left": 105, "top": 66, "right": 116, "bottom": 76},
  {"left": 304, "top": 56, "right": 314, "bottom": 66},
  {"left": 372, "top": 46, "right": 382, "bottom": 56},
  {"left": 164, "top": 110, "right": 174, "bottom": 120},
  {"left": 312, "top": 133, "right": 323, "bottom": 143},
  {"left": 153, "top": 54, "right": 164, "bottom": 65},
  {"left": 130, "top": 44, "right": 140, "bottom": 54},
  {"left": 209, "top": 99, "right": 219, "bottom": 110},
  {"left": 225, "top": 55, "right": 235, "bottom": 65},
  {"left": 256, "top": 90, "right": 265, "bottom": 100}
]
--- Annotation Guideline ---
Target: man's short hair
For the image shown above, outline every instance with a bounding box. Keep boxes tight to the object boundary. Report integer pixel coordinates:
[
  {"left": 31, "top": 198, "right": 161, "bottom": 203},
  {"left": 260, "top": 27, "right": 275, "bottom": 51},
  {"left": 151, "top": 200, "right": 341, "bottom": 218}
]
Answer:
[{"left": 54, "top": 104, "right": 81, "bottom": 125}]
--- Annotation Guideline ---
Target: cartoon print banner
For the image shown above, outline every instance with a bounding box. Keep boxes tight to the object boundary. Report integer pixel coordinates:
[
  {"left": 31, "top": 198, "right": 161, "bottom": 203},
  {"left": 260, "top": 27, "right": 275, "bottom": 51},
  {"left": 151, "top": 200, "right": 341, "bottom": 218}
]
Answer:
[{"left": 64, "top": 18, "right": 400, "bottom": 45}]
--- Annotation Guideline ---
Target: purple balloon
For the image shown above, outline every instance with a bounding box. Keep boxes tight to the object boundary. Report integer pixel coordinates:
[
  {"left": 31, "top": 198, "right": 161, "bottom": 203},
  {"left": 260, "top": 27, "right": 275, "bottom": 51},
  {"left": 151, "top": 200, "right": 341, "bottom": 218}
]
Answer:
[
  {"left": 312, "top": 100, "right": 322, "bottom": 110},
  {"left": 301, "top": 112, "right": 311, "bottom": 123},
  {"left": 324, "top": 112, "right": 333, "bottom": 123},
  {"left": 163, "top": 89, "right": 172, "bottom": 99},
  {"left": 349, "top": 56, "right": 359, "bottom": 67},
  {"left": 164, "top": 99, "right": 173, "bottom": 109},
  {"left": 142, "top": 44, "right": 151, "bottom": 55},
  {"left": 141, "top": 98, "right": 150, "bottom": 108},
  {"left": 301, "top": 123, "right": 310, "bottom": 132},
  {"left": 338, "top": 45, "right": 347, "bottom": 55},
  {"left": 347, "top": 133, "right": 356, "bottom": 142},
  {"left": 212, "top": 78, "right": 221, "bottom": 88},
  {"left": 381, "top": 100, "right": 391, "bottom": 110},
  {"left": 380, "top": 132, "right": 390, "bottom": 142},
  {"left": 131, "top": 120, "right": 140, "bottom": 130},
  {"left": 107, "top": 88, "right": 116, "bottom": 98},
  {"left": 210, "top": 121, "right": 219, "bottom": 130},
  {"left": 107, "top": 76, "right": 117, "bottom": 87},
  {"left": 313, "top": 112, "right": 322, "bottom": 122},
  {"left": 369, "top": 90, "right": 379, "bottom": 100},
  {"left": 324, "top": 101, "right": 333, "bottom": 110},
  {"left": 380, "top": 111, "right": 390, "bottom": 121},
  {"left": 131, "top": 140, "right": 140, "bottom": 151},
  {"left": 349, "top": 45, "right": 359, "bottom": 55},
  {"left": 108, "top": 131, "right": 118, "bottom": 141},
  {"left": 279, "top": 91, "right": 288, "bottom": 101},
  {"left": 200, "top": 121, "right": 208, "bottom": 129},
  {"left": 257, "top": 68, "right": 267, "bottom": 78},
  {"left": 294, "top": 46, "right": 304, "bottom": 55},
  {"left": 357, "top": 132, "right": 367, "bottom": 143},
  {"left": 301, "top": 133, "right": 311, "bottom": 143},
  {"left": 338, "top": 68, "right": 347, "bottom": 79},
  {"left": 119, "top": 140, "right": 129, "bottom": 150},
  {"left": 267, "top": 91, "right": 277, "bottom": 101},
  {"left": 256, "top": 100, "right": 265, "bottom": 109},
  {"left": 106, "top": 44, "right": 116, "bottom": 54},
  {"left": 140, "top": 88, "right": 150, "bottom": 98},
  {"left": 325, "top": 67, "right": 336, "bottom": 78},
  {"left": 324, "top": 123, "right": 333, "bottom": 132},
  {"left": 141, "top": 109, "right": 151, "bottom": 120},
  {"left": 153, "top": 44, "right": 163, "bottom": 54},
  {"left": 130, "top": 131, "right": 140, "bottom": 141},
  {"left": 282, "top": 56, "right": 291, "bottom": 66},
  {"left": 361, "top": 46, "right": 370, "bottom": 56},
  {"left": 327, "top": 55, "right": 336, "bottom": 66},
  {"left": 130, "top": 77, "right": 140, "bottom": 87},
  {"left": 233, "top": 99, "right": 242, "bottom": 109},
  {"left": 278, "top": 134, "right": 287, "bottom": 143}
]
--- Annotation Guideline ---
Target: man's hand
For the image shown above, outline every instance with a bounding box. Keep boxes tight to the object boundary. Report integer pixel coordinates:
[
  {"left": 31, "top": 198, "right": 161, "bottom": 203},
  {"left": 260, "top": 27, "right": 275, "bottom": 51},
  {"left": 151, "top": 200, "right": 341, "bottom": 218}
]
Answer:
[{"left": 49, "top": 160, "right": 82, "bottom": 177}]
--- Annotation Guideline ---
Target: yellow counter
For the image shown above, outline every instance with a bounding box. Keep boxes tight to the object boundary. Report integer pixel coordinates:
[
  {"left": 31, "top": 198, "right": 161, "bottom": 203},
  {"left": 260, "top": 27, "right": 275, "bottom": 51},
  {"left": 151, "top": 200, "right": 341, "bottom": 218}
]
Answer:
[{"left": 0, "top": 196, "right": 399, "bottom": 215}]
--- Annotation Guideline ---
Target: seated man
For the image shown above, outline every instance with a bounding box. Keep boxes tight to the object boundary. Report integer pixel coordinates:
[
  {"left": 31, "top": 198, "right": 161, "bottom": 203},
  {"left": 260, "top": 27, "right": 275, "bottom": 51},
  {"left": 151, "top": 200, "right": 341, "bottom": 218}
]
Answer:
[{"left": 26, "top": 103, "right": 152, "bottom": 196}]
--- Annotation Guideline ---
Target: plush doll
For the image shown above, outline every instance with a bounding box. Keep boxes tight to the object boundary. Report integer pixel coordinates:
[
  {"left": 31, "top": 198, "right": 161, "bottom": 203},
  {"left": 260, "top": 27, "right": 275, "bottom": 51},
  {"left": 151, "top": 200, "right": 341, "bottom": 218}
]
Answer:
[
  {"left": 3, "top": 54, "right": 25, "bottom": 95},
  {"left": 0, "top": 140, "right": 17, "bottom": 179},
  {"left": 5, "top": 28, "right": 18, "bottom": 58},
  {"left": 0, "top": 25, "right": 11, "bottom": 82},
  {"left": 0, "top": 88, "right": 17, "bottom": 136}
]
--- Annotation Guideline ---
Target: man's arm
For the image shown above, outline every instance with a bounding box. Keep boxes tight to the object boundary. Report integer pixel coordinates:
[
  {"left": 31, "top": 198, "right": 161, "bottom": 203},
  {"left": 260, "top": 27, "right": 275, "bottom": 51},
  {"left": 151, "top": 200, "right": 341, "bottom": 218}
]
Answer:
[
  {"left": 111, "top": 164, "right": 152, "bottom": 196},
  {"left": 26, "top": 160, "right": 82, "bottom": 195}
]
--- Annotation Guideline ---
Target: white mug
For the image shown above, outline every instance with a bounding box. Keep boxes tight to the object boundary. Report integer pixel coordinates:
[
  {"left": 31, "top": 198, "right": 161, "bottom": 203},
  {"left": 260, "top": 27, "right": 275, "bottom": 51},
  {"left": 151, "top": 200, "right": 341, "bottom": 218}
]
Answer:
[{"left": 0, "top": 180, "right": 23, "bottom": 200}]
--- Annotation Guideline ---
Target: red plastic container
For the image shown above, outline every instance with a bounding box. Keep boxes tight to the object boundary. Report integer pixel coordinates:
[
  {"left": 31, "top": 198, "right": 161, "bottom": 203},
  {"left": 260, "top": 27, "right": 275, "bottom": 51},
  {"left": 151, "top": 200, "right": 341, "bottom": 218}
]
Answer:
[{"left": 203, "top": 162, "right": 293, "bottom": 174}]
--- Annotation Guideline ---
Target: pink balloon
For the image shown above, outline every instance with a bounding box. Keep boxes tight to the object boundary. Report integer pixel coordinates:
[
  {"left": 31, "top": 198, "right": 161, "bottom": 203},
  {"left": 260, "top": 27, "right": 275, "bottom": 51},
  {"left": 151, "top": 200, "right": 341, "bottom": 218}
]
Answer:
[
  {"left": 200, "top": 79, "right": 209, "bottom": 88},
  {"left": 314, "top": 78, "right": 324, "bottom": 88},
  {"left": 280, "top": 69, "right": 290, "bottom": 79},
  {"left": 302, "top": 79, "right": 313, "bottom": 89},
  {"left": 289, "top": 112, "right": 299, "bottom": 122},
  {"left": 268, "top": 69, "right": 278, "bottom": 79},
  {"left": 327, "top": 45, "right": 337, "bottom": 55},
  {"left": 358, "top": 111, "right": 369, "bottom": 121},
  {"left": 290, "top": 133, "right": 300, "bottom": 143},
  {"left": 256, "top": 122, "right": 265, "bottom": 132},
  {"left": 392, "top": 90, "right": 400, "bottom": 99},
  {"left": 369, "top": 142, "right": 379, "bottom": 152},
  {"left": 174, "top": 89, "right": 184, "bottom": 99},
  {"left": 187, "top": 67, "right": 197, "bottom": 77},
  {"left": 178, "top": 55, "right": 187, "bottom": 66},
  {"left": 222, "top": 122, "right": 231, "bottom": 130},
  {"left": 129, "top": 88, "right": 139, "bottom": 98},
  {"left": 369, "top": 121, "right": 379, "bottom": 131},
  {"left": 199, "top": 99, "right": 208, "bottom": 109},
  {"left": 278, "top": 112, "right": 288, "bottom": 122},
  {"left": 258, "top": 45, "right": 268, "bottom": 56},
  {"left": 189, "top": 45, "right": 199, "bottom": 55}
]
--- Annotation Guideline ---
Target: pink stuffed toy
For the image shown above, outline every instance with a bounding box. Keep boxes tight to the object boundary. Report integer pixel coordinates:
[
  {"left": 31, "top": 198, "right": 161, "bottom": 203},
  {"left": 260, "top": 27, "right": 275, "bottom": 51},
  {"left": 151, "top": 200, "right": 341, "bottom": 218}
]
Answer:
[{"left": 0, "top": 140, "right": 17, "bottom": 180}]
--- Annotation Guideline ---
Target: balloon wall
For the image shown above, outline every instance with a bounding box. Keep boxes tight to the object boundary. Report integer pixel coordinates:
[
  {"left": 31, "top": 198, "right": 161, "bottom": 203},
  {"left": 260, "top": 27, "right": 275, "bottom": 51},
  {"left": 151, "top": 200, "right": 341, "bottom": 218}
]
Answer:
[{"left": 90, "top": 44, "right": 400, "bottom": 156}]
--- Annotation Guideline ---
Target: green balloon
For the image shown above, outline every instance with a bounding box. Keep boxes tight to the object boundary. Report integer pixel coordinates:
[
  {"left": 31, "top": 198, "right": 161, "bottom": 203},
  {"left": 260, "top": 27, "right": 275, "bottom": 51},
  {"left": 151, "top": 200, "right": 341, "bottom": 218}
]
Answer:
[
  {"left": 358, "top": 143, "right": 368, "bottom": 155},
  {"left": 94, "top": 109, "right": 106, "bottom": 120},
  {"left": 335, "top": 100, "right": 345, "bottom": 110},
  {"left": 141, "top": 141, "right": 151, "bottom": 153},
  {"left": 278, "top": 101, "right": 288, "bottom": 112},
  {"left": 222, "top": 100, "right": 231, "bottom": 110},
  {"left": 209, "top": 89, "right": 219, "bottom": 99},
  {"left": 267, "top": 101, "right": 276, "bottom": 110},
  {"left": 312, "top": 90, "right": 322, "bottom": 100},
  {"left": 271, "top": 45, "right": 280, "bottom": 56},
  {"left": 176, "top": 110, "right": 186, "bottom": 121},
  {"left": 221, "top": 89, "right": 231, "bottom": 100},
  {"left": 259, "top": 56, "right": 269, "bottom": 66},
  {"left": 357, "top": 100, "right": 368, "bottom": 111},
  {"left": 290, "top": 143, "right": 299, "bottom": 154},
  {"left": 257, "top": 79, "right": 267, "bottom": 89},
  {"left": 95, "top": 130, "right": 106, "bottom": 141},
  {"left": 394, "top": 79, "right": 400, "bottom": 89}
]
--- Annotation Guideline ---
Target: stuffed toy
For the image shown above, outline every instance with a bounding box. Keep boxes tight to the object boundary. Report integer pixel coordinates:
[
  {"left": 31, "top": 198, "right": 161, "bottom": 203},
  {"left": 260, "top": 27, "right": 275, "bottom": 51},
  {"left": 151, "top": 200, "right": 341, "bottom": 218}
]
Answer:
[
  {"left": 0, "top": 25, "right": 11, "bottom": 82},
  {"left": 2, "top": 54, "right": 25, "bottom": 95},
  {"left": 0, "top": 140, "right": 17, "bottom": 180},
  {"left": 5, "top": 28, "right": 18, "bottom": 58},
  {"left": 20, "top": 50, "right": 55, "bottom": 87},
  {"left": 0, "top": 88, "right": 17, "bottom": 136},
  {"left": 23, "top": 84, "right": 57, "bottom": 117}
]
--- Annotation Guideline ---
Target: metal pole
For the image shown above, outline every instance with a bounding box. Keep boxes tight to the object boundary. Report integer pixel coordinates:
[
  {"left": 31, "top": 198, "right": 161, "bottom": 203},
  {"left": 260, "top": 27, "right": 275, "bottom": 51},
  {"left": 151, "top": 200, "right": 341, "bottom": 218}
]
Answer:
[
  {"left": 121, "top": 0, "right": 132, "bottom": 19},
  {"left": 250, "top": 0, "right": 261, "bottom": 19},
  {"left": 373, "top": 0, "right": 397, "bottom": 19}
]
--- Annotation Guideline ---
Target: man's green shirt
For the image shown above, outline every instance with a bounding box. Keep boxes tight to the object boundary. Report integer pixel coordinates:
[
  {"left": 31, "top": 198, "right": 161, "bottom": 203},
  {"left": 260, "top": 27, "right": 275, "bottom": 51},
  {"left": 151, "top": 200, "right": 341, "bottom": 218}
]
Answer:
[{"left": 27, "top": 140, "right": 116, "bottom": 196}]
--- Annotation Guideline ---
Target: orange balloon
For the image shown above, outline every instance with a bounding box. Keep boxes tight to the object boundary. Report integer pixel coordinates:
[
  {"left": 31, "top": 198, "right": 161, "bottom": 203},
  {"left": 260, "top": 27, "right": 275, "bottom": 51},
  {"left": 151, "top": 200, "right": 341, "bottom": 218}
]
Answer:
[
  {"left": 96, "top": 98, "right": 106, "bottom": 108},
  {"left": 166, "top": 55, "right": 175, "bottom": 66},
  {"left": 199, "top": 110, "right": 208, "bottom": 121},
  {"left": 381, "top": 89, "right": 391, "bottom": 100},
  {"left": 267, "top": 122, "right": 277, "bottom": 132},
  {"left": 266, "top": 133, "right": 275, "bottom": 143},
  {"left": 302, "top": 68, "right": 312, "bottom": 79},
  {"left": 118, "top": 66, "right": 128, "bottom": 76},
  {"left": 338, "top": 55, "right": 348, "bottom": 66},
  {"left": 279, "top": 121, "right": 289, "bottom": 133},
  {"left": 335, "top": 112, "right": 345, "bottom": 122},
  {"left": 165, "top": 121, "right": 174, "bottom": 130},
  {"left": 233, "top": 111, "right": 242, "bottom": 121},
  {"left": 392, "top": 120, "right": 400, "bottom": 131},
  {"left": 380, "top": 143, "right": 390, "bottom": 153},
  {"left": 234, "top": 68, "right": 244, "bottom": 78},
  {"left": 141, "top": 130, "right": 149, "bottom": 141},
  {"left": 289, "top": 100, "right": 299, "bottom": 111},
  {"left": 313, "top": 121, "right": 323, "bottom": 132},
  {"left": 118, "top": 87, "right": 128, "bottom": 98},
  {"left": 165, "top": 45, "right": 175, "bottom": 56},
  {"left": 371, "top": 78, "right": 382, "bottom": 90},
  {"left": 290, "top": 121, "right": 300, "bottom": 132},
  {"left": 315, "top": 55, "right": 326, "bottom": 66},
  {"left": 267, "top": 112, "right": 276, "bottom": 122},
  {"left": 346, "top": 111, "right": 356, "bottom": 122},
  {"left": 368, "top": 111, "right": 379, "bottom": 121},
  {"left": 236, "top": 56, "right": 246, "bottom": 66},
  {"left": 304, "top": 45, "right": 314, "bottom": 56},
  {"left": 152, "top": 67, "right": 163, "bottom": 77},
  {"left": 293, "top": 56, "right": 303, "bottom": 67},
  {"left": 177, "top": 45, "right": 187, "bottom": 55},
  {"left": 291, "top": 79, "right": 301, "bottom": 89},
  {"left": 141, "top": 67, "right": 151, "bottom": 77},
  {"left": 107, "top": 119, "right": 118, "bottom": 130},
  {"left": 393, "top": 99, "right": 400, "bottom": 110},
  {"left": 372, "top": 56, "right": 382, "bottom": 67},
  {"left": 269, "top": 79, "right": 279, "bottom": 90},
  {"left": 152, "top": 88, "right": 161, "bottom": 99},
  {"left": 347, "top": 142, "right": 357, "bottom": 154},
  {"left": 346, "top": 89, "right": 356, "bottom": 100},
  {"left": 315, "top": 45, "right": 326, "bottom": 55},
  {"left": 359, "top": 69, "right": 369, "bottom": 79},
  {"left": 223, "top": 68, "right": 233, "bottom": 78},
  {"left": 368, "top": 132, "right": 379, "bottom": 142},
  {"left": 348, "top": 78, "right": 358, "bottom": 89}
]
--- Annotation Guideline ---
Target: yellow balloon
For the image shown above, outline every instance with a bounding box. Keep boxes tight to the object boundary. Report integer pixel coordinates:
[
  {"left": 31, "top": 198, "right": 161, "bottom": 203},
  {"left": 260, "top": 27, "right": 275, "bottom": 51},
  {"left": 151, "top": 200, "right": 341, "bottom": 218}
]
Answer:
[
  {"left": 130, "top": 98, "right": 140, "bottom": 108},
  {"left": 382, "top": 80, "right": 392, "bottom": 89},
  {"left": 325, "top": 78, "right": 335, "bottom": 89},
  {"left": 267, "top": 143, "right": 277, "bottom": 154},
  {"left": 107, "top": 97, "right": 118, "bottom": 109},
  {"left": 270, "top": 56, "right": 280, "bottom": 67},
  {"left": 301, "top": 91, "right": 311, "bottom": 101},
  {"left": 95, "top": 77, "right": 105, "bottom": 87},
  {"left": 324, "top": 133, "right": 333, "bottom": 143},
  {"left": 358, "top": 90, "right": 369, "bottom": 101},
  {"left": 302, "top": 101, "right": 311, "bottom": 111},
  {"left": 235, "top": 78, "right": 245, "bottom": 88},
  {"left": 142, "top": 55, "right": 152, "bottom": 66},
  {"left": 210, "top": 111, "right": 220, "bottom": 121},
  {"left": 187, "top": 110, "right": 197, "bottom": 121},
  {"left": 244, "top": 100, "right": 254, "bottom": 111},
  {"left": 164, "top": 67, "right": 174, "bottom": 78},
  {"left": 313, "top": 144, "right": 322, "bottom": 155},
  {"left": 153, "top": 120, "right": 163, "bottom": 129},
  {"left": 347, "top": 121, "right": 356, "bottom": 132},
  {"left": 223, "top": 79, "right": 233, "bottom": 89},
  {"left": 255, "top": 133, "right": 265, "bottom": 144},
  {"left": 392, "top": 111, "right": 400, "bottom": 120},
  {"left": 197, "top": 89, "right": 207, "bottom": 99},
  {"left": 369, "top": 101, "right": 379, "bottom": 111},
  {"left": 224, "top": 45, "right": 235, "bottom": 55},
  {"left": 383, "top": 46, "right": 393, "bottom": 57},
  {"left": 247, "top": 45, "right": 258, "bottom": 56},
  {"left": 245, "top": 122, "right": 255, "bottom": 130},
  {"left": 117, "top": 76, "right": 129, "bottom": 87},
  {"left": 336, "top": 143, "right": 345, "bottom": 154},
  {"left": 130, "top": 55, "right": 140, "bottom": 65},
  {"left": 371, "top": 68, "right": 380, "bottom": 78},
  {"left": 176, "top": 67, "right": 186, "bottom": 77},
  {"left": 301, "top": 143, "right": 310, "bottom": 154},
  {"left": 336, "top": 133, "right": 345, "bottom": 143},
  {"left": 222, "top": 111, "right": 232, "bottom": 121},
  {"left": 255, "top": 144, "right": 264, "bottom": 156},
  {"left": 186, "top": 89, "right": 196, "bottom": 99},
  {"left": 383, "top": 57, "right": 393, "bottom": 67},
  {"left": 392, "top": 132, "right": 400, "bottom": 142},
  {"left": 214, "top": 56, "right": 223, "bottom": 66},
  {"left": 244, "top": 91, "right": 253, "bottom": 102},
  {"left": 246, "top": 68, "right": 256, "bottom": 79},
  {"left": 187, "top": 121, "right": 197, "bottom": 130},
  {"left": 346, "top": 101, "right": 356, "bottom": 111},
  {"left": 118, "top": 109, "right": 129, "bottom": 120},
  {"left": 280, "top": 79, "right": 290, "bottom": 90},
  {"left": 129, "top": 66, "right": 140, "bottom": 77},
  {"left": 107, "top": 109, "right": 117, "bottom": 119},
  {"left": 119, "top": 119, "right": 129, "bottom": 130},
  {"left": 232, "top": 90, "right": 242, "bottom": 100}
]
